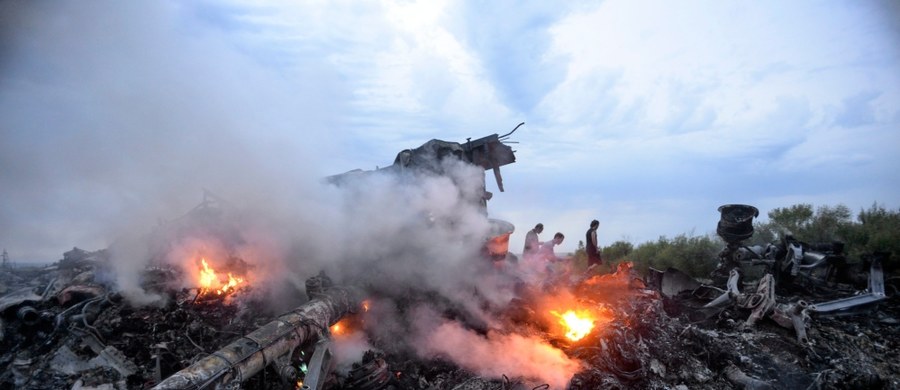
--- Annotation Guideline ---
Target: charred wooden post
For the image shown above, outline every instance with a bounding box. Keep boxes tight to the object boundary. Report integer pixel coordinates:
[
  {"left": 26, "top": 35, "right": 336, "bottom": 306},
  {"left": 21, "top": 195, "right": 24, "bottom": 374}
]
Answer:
[{"left": 152, "top": 281, "right": 364, "bottom": 390}]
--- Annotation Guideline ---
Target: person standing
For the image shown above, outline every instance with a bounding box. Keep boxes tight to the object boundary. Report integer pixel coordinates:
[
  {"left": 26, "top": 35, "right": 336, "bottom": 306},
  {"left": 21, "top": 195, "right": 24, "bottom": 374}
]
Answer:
[
  {"left": 523, "top": 223, "right": 544, "bottom": 257},
  {"left": 586, "top": 220, "right": 602, "bottom": 268}
]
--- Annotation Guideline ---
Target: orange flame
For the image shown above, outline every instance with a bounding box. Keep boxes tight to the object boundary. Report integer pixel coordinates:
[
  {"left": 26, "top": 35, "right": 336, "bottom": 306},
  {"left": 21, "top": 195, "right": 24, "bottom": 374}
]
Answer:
[
  {"left": 196, "top": 258, "right": 246, "bottom": 296},
  {"left": 551, "top": 309, "right": 595, "bottom": 341},
  {"left": 199, "top": 258, "right": 217, "bottom": 290},
  {"left": 220, "top": 273, "right": 244, "bottom": 294}
]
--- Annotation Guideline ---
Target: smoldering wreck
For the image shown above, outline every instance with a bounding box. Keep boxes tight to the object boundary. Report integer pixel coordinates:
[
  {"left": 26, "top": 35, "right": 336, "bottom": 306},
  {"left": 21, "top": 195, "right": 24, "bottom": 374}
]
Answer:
[{"left": 1, "top": 126, "right": 898, "bottom": 389}]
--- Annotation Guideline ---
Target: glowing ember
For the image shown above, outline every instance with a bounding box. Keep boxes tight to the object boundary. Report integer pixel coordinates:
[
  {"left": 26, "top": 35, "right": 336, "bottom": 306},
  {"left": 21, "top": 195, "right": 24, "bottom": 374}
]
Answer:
[
  {"left": 330, "top": 321, "right": 345, "bottom": 335},
  {"left": 552, "top": 310, "right": 595, "bottom": 341},
  {"left": 362, "top": 300, "right": 370, "bottom": 312}
]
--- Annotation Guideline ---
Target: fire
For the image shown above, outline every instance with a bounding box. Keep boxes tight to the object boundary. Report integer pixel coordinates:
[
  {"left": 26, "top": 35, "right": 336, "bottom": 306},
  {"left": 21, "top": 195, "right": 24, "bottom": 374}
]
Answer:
[
  {"left": 220, "top": 273, "right": 244, "bottom": 294},
  {"left": 196, "top": 258, "right": 246, "bottom": 296},
  {"left": 199, "top": 259, "right": 218, "bottom": 290},
  {"left": 551, "top": 309, "right": 595, "bottom": 341},
  {"left": 330, "top": 320, "right": 345, "bottom": 335}
]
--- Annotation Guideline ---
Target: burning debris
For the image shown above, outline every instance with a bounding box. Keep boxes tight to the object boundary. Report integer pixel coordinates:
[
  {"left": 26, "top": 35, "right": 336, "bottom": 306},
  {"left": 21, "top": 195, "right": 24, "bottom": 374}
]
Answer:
[{"left": 1, "top": 132, "right": 898, "bottom": 389}]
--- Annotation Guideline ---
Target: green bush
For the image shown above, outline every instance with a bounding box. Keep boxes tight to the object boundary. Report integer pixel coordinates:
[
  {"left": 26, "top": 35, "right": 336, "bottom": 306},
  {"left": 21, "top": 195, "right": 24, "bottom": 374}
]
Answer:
[{"left": 624, "top": 234, "right": 720, "bottom": 278}]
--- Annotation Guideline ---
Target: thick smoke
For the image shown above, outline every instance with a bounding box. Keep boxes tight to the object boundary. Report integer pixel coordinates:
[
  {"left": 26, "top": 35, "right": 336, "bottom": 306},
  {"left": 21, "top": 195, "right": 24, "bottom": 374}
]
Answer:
[
  {"left": 1, "top": 1, "right": 582, "bottom": 384},
  {"left": 0, "top": 0, "right": 345, "bottom": 262}
]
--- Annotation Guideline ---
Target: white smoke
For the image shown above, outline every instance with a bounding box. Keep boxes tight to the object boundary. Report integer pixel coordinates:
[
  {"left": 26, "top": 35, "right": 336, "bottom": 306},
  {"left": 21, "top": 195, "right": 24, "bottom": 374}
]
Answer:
[
  {"left": 1, "top": 1, "right": 582, "bottom": 385},
  {"left": 413, "top": 312, "right": 583, "bottom": 389}
]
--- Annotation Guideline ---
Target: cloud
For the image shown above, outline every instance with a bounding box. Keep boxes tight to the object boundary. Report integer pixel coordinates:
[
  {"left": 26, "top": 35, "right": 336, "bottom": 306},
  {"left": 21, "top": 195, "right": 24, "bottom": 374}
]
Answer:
[
  {"left": 835, "top": 91, "right": 881, "bottom": 128},
  {"left": 447, "top": 1, "right": 572, "bottom": 114},
  {"left": 489, "top": 0, "right": 900, "bottom": 253}
]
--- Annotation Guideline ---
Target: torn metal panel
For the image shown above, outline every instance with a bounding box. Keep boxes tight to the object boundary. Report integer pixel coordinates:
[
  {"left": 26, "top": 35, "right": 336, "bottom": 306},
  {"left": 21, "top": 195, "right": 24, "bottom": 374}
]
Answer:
[
  {"left": 809, "top": 258, "right": 887, "bottom": 315},
  {"left": 301, "top": 339, "right": 334, "bottom": 390},
  {"left": 655, "top": 267, "right": 702, "bottom": 298}
]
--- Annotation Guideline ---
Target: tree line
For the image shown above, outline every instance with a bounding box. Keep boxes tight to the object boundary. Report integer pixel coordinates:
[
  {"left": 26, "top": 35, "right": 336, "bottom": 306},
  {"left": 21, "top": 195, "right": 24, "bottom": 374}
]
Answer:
[{"left": 571, "top": 203, "right": 900, "bottom": 278}]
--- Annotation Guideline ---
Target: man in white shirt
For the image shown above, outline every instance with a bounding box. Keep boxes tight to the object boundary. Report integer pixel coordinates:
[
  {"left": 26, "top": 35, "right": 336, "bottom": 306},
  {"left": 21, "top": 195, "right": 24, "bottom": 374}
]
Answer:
[
  {"left": 537, "top": 232, "right": 565, "bottom": 263},
  {"left": 523, "top": 223, "right": 544, "bottom": 258}
]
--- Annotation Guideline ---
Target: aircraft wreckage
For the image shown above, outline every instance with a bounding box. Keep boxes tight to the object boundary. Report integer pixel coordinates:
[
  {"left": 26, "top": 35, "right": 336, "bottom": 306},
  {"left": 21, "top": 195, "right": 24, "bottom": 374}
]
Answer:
[{"left": 1, "top": 128, "right": 898, "bottom": 389}]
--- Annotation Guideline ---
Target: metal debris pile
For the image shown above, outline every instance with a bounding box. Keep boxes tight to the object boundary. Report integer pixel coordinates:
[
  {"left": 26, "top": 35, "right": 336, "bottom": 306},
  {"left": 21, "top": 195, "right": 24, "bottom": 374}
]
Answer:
[
  {"left": 1, "top": 241, "right": 898, "bottom": 389},
  {"left": 0, "top": 248, "right": 267, "bottom": 389}
]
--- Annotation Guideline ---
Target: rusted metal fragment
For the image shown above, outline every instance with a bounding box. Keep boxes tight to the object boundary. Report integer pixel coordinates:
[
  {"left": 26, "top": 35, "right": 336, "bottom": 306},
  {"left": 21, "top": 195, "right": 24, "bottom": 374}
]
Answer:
[
  {"left": 56, "top": 285, "right": 105, "bottom": 306},
  {"left": 745, "top": 274, "right": 776, "bottom": 327}
]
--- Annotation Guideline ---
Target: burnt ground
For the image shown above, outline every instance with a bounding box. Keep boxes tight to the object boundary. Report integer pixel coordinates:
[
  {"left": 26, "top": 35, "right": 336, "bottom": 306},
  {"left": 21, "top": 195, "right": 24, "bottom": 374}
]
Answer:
[{"left": 1, "top": 257, "right": 898, "bottom": 390}]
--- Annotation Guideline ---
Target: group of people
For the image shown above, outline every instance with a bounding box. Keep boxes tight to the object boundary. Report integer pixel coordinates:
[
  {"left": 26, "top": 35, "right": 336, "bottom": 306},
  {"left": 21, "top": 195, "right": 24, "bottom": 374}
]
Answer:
[{"left": 521, "top": 220, "right": 603, "bottom": 269}]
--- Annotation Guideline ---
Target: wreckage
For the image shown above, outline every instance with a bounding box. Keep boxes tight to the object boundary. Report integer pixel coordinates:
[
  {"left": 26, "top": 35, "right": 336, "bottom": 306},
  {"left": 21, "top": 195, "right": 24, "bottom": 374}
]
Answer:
[
  {"left": 326, "top": 124, "right": 522, "bottom": 263},
  {"left": 151, "top": 280, "right": 364, "bottom": 390},
  {"left": 2, "top": 146, "right": 898, "bottom": 389},
  {"left": 645, "top": 204, "right": 898, "bottom": 388},
  {"left": 710, "top": 204, "right": 887, "bottom": 316}
]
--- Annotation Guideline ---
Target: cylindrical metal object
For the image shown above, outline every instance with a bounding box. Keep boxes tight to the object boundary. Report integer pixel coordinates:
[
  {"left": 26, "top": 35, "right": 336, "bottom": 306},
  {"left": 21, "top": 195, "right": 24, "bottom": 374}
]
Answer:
[
  {"left": 152, "top": 285, "right": 364, "bottom": 390},
  {"left": 17, "top": 306, "right": 39, "bottom": 325},
  {"left": 716, "top": 204, "right": 759, "bottom": 243}
]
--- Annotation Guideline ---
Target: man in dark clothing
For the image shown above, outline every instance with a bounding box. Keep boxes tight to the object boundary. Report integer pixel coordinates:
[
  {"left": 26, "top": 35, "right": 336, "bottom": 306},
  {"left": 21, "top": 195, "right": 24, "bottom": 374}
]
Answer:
[
  {"left": 523, "top": 223, "right": 544, "bottom": 258},
  {"left": 586, "top": 220, "right": 602, "bottom": 268}
]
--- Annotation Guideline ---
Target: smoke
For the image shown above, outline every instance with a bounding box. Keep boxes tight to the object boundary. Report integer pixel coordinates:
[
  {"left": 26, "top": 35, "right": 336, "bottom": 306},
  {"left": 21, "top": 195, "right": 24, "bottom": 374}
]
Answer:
[
  {"left": 1, "top": 1, "right": 583, "bottom": 385},
  {"left": 413, "top": 314, "right": 583, "bottom": 388},
  {"left": 0, "top": 0, "right": 345, "bottom": 262},
  {"left": 332, "top": 330, "right": 373, "bottom": 373}
]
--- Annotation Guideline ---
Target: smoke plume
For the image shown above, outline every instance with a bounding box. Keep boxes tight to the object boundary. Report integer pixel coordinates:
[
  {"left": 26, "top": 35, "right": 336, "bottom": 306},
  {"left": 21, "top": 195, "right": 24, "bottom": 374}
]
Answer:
[
  {"left": 415, "top": 316, "right": 583, "bottom": 388},
  {"left": 1, "top": 1, "right": 583, "bottom": 385}
]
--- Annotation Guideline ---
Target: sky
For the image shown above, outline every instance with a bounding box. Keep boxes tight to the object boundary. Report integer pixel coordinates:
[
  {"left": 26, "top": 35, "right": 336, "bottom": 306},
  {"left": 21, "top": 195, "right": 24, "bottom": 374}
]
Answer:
[{"left": 2, "top": 0, "right": 899, "bottom": 261}]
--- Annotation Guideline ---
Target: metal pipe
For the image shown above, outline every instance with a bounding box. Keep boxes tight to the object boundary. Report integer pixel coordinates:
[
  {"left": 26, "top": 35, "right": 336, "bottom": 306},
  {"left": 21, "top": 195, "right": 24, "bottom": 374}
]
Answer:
[{"left": 152, "top": 285, "right": 364, "bottom": 390}]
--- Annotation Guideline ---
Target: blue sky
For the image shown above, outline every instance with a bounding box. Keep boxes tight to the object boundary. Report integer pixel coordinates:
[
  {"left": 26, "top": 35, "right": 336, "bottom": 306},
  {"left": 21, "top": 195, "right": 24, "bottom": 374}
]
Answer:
[{"left": 1, "top": 0, "right": 898, "bottom": 260}]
